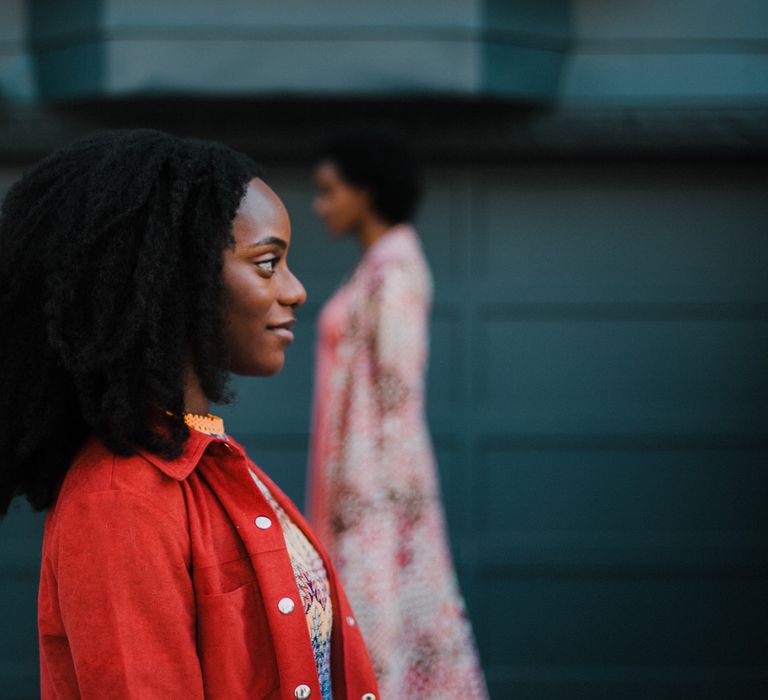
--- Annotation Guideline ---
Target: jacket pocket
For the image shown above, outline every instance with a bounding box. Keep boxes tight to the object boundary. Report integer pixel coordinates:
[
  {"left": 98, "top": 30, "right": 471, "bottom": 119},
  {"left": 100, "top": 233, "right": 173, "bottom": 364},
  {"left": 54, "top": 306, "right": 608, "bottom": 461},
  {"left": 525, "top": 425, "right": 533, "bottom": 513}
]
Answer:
[
  {"left": 194, "top": 553, "right": 258, "bottom": 595},
  {"left": 196, "top": 581, "right": 279, "bottom": 699}
]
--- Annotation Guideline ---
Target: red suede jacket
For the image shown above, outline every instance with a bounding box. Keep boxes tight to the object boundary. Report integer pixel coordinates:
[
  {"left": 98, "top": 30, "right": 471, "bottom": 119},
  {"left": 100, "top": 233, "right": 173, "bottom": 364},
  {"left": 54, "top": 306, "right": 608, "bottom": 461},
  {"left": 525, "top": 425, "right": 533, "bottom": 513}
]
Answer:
[{"left": 38, "top": 428, "right": 379, "bottom": 700}]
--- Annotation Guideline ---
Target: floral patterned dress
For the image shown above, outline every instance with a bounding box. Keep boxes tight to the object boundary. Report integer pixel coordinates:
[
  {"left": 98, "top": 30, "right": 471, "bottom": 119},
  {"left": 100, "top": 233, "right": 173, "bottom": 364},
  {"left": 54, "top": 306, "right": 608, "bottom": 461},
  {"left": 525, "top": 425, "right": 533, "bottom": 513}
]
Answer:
[{"left": 307, "top": 225, "right": 488, "bottom": 700}]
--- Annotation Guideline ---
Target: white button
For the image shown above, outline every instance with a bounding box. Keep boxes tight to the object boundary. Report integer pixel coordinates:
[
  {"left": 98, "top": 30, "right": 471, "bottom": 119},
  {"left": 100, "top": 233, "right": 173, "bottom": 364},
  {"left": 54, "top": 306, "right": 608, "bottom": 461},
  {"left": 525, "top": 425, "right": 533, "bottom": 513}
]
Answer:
[
  {"left": 254, "top": 516, "right": 272, "bottom": 529},
  {"left": 346, "top": 615, "right": 355, "bottom": 626},
  {"left": 222, "top": 443, "right": 232, "bottom": 452},
  {"left": 362, "top": 694, "right": 376, "bottom": 700},
  {"left": 278, "top": 597, "right": 295, "bottom": 614},
  {"left": 294, "top": 685, "right": 311, "bottom": 699}
]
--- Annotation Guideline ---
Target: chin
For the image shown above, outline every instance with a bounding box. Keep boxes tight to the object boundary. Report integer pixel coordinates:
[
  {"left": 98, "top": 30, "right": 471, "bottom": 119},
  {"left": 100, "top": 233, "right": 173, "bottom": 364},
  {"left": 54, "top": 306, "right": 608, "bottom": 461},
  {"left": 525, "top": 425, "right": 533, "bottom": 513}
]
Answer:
[
  {"left": 231, "top": 354, "right": 286, "bottom": 377},
  {"left": 261, "top": 352, "right": 285, "bottom": 377},
  {"left": 256, "top": 358, "right": 286, "bottom": 376},
  {"left": 259, "top": 360, "right": 285, "bottom": 376},
  {"left": 324, "top": 221, "right": 348, "bottom": 238}
]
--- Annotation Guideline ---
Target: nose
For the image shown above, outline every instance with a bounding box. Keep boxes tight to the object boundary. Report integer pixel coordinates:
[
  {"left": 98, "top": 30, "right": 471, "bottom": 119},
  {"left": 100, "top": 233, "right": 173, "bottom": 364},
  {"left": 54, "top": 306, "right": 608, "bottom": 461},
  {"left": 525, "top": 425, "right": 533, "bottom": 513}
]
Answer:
[{"left": 279, "top": 266, "right": 307, "bottom": 309}]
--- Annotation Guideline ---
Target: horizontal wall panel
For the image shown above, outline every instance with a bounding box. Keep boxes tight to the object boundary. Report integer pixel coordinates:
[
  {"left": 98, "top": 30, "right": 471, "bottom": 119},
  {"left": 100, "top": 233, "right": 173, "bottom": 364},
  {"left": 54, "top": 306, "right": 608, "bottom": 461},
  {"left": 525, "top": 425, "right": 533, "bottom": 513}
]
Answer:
[
  {"left": 474, "top": 539, "right": 768, "bottom": 575},
  {"left": 476, "top": 315, "right": 768, "bottom": 403},
  {"left": 457, "top": 401, "right": 768, "bottom": 436},
  {"left": 475, "top": 574, "right": 768, "bottom": 667},
  {"left": 486, "top": 666, "right": 768, "bottom": 700},
  {"left": 476, "top": 174, "right": 768, "bottom": 301},
  {"left": 476, "top": 444, "right": 768, "bottom": 535}
]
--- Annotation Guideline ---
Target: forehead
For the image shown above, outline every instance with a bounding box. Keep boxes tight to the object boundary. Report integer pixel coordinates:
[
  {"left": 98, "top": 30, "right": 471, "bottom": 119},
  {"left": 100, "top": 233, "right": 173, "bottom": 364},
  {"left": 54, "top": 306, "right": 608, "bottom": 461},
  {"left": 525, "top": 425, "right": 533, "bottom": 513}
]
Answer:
[{"left": 233, "top": 177, "right": 291, "bottom": 243}]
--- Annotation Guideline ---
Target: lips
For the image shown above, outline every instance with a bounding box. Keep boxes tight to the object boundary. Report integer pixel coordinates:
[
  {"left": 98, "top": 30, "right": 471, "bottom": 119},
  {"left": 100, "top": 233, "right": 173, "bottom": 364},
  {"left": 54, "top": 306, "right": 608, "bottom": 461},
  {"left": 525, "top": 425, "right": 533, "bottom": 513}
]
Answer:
[
  {"left": 267, "top": 319, "right": 296, "bottom": 332},
  {"left": 266, "top": 319, "right": 296, "bottom": 342}
]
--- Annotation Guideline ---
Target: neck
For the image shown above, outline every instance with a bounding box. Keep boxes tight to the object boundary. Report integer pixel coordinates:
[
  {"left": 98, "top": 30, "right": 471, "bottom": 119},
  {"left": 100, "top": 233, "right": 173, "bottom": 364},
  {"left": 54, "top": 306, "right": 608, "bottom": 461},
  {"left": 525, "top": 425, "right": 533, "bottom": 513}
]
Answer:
[
  {"left": 357, "top": 216, "right": 391, "bottom": 253},
  {"left": 184, "top": 365, "right": 210, "bottom": 415}
]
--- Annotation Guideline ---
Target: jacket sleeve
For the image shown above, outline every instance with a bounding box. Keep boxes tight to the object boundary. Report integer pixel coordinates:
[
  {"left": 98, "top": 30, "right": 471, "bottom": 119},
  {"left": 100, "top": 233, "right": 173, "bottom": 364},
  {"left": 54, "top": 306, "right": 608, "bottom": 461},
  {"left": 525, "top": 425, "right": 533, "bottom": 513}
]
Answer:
[
  {"left": 369, "top": 260, "right": 429, "bottom": 416},
  {"left": 49, "top": 489, "right": 204, "bottom": 699}
]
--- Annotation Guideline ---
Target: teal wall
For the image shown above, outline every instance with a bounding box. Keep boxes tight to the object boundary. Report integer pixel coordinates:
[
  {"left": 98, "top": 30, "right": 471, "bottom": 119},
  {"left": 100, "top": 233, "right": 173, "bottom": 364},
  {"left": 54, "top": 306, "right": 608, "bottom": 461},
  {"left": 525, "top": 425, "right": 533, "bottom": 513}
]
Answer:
[
  {"left": 228, "top": 164, "right": 768, "bottom": 698},
  {"left": 3, "top": 162, "right": 765, "bottom": 698}
]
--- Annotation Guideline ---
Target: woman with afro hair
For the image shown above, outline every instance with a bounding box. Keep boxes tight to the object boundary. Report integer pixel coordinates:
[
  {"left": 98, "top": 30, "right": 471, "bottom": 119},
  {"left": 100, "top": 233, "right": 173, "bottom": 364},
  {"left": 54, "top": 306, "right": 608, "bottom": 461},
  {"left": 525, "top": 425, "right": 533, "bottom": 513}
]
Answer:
[{"left": 0, "top": 129, "right": 378, "bottom": 700}]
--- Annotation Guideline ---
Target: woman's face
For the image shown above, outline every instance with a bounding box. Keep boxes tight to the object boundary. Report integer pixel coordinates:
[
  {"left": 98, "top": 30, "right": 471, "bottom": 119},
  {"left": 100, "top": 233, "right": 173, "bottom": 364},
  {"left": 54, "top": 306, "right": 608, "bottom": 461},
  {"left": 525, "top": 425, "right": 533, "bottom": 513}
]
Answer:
[
  {"left": 222, "top": 178, "right": 306, "bottom": 376},
  {"left": 313, "top": 160, "right": 371, "bottom": 237}
]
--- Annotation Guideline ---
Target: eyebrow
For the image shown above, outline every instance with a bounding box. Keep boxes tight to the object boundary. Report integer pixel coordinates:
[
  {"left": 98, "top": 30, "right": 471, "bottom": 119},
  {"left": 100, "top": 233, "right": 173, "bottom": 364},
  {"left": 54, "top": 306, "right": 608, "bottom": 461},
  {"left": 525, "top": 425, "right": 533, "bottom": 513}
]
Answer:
[{"left": 244, "top": 236, "right": 287, "bottom": 251}]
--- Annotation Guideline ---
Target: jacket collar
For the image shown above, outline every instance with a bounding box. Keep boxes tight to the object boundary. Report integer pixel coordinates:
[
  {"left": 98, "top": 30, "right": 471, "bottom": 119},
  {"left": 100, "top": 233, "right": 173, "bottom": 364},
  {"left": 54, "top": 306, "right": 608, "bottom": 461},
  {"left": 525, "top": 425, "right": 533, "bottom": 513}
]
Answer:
[{"left": 136, "top": 421, "right": 228, "bottom": 481}]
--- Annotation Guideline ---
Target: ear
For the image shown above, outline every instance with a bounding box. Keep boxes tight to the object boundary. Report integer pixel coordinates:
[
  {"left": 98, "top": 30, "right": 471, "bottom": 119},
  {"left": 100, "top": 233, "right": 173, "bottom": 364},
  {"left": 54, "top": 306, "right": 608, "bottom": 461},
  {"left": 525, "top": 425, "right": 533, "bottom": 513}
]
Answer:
[{"left": 357, "top": 187, "right": 375, "bottom": 212}]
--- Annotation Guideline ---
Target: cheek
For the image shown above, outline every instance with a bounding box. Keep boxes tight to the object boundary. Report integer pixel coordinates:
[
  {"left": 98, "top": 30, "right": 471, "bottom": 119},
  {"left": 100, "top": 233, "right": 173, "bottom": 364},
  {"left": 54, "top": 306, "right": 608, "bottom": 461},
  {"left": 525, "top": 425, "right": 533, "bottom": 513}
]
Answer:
[
  {"left": 332, "top": 191, "right": 364, "bottom": 227},
  {"left": 223, "top": 279, "right": 283, "bottom": 375},
  {"left": 224, "top": 268, "right": 272, "bottom": 330}
]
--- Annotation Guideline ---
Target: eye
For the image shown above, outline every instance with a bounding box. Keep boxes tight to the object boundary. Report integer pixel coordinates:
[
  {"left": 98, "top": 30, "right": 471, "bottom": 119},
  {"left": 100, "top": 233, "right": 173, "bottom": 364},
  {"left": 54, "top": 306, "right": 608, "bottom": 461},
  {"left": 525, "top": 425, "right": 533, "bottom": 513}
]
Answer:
[{"left": 254, "top": 257, "right": 279, "bottom": 274}]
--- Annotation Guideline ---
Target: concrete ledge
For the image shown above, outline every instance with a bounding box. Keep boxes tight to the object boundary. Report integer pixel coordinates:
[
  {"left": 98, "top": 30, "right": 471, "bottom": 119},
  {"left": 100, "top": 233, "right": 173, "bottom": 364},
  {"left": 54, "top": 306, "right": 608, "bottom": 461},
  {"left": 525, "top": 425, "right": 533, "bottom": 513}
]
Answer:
[{"left": 0, "top": 100, "right": 766, "bottom": 164}]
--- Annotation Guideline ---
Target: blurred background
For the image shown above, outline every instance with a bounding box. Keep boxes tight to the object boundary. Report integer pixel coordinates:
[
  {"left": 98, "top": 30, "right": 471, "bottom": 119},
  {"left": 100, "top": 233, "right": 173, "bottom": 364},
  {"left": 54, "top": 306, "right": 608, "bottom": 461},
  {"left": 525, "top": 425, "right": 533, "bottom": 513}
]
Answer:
[{"left": 1, "top": 1, "right": 767, "bottom": 698}]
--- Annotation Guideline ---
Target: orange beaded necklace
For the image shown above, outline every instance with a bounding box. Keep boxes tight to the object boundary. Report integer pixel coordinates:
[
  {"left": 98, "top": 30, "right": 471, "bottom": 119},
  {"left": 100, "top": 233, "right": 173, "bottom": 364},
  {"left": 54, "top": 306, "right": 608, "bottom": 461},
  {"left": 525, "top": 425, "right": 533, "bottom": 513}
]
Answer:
[{"left": 182, "top": 412, "right": 226, "bottom": 437}]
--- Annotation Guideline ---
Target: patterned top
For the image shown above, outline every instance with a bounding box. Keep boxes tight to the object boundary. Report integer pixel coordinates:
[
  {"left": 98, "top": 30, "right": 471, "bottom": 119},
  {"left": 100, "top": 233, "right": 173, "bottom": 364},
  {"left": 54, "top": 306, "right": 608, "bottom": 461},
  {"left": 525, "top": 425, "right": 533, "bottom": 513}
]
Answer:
[
  {"left": 185, "top": 413, "right": 333, "bottom": 699},
  {"left": 248, "top": 469, "right": 333, "bottom": 699}
]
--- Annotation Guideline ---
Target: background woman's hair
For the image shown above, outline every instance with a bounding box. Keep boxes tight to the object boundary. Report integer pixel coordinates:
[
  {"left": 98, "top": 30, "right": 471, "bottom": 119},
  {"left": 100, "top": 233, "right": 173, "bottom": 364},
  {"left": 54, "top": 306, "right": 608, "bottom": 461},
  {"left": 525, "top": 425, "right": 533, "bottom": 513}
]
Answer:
[
  {"left": 0, "top": 129, "right": 261, "bottom": 515},
  {"left": 317, "top": 127, "right": 421, "bottom": 225}
]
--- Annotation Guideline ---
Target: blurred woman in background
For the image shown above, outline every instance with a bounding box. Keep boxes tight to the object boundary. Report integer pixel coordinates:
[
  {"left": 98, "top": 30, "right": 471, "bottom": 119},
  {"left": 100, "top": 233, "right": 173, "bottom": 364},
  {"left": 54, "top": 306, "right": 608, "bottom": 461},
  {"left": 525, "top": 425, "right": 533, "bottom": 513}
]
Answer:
[{"left": 308, "top": 129, "right": 488, "bottom": 700}]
